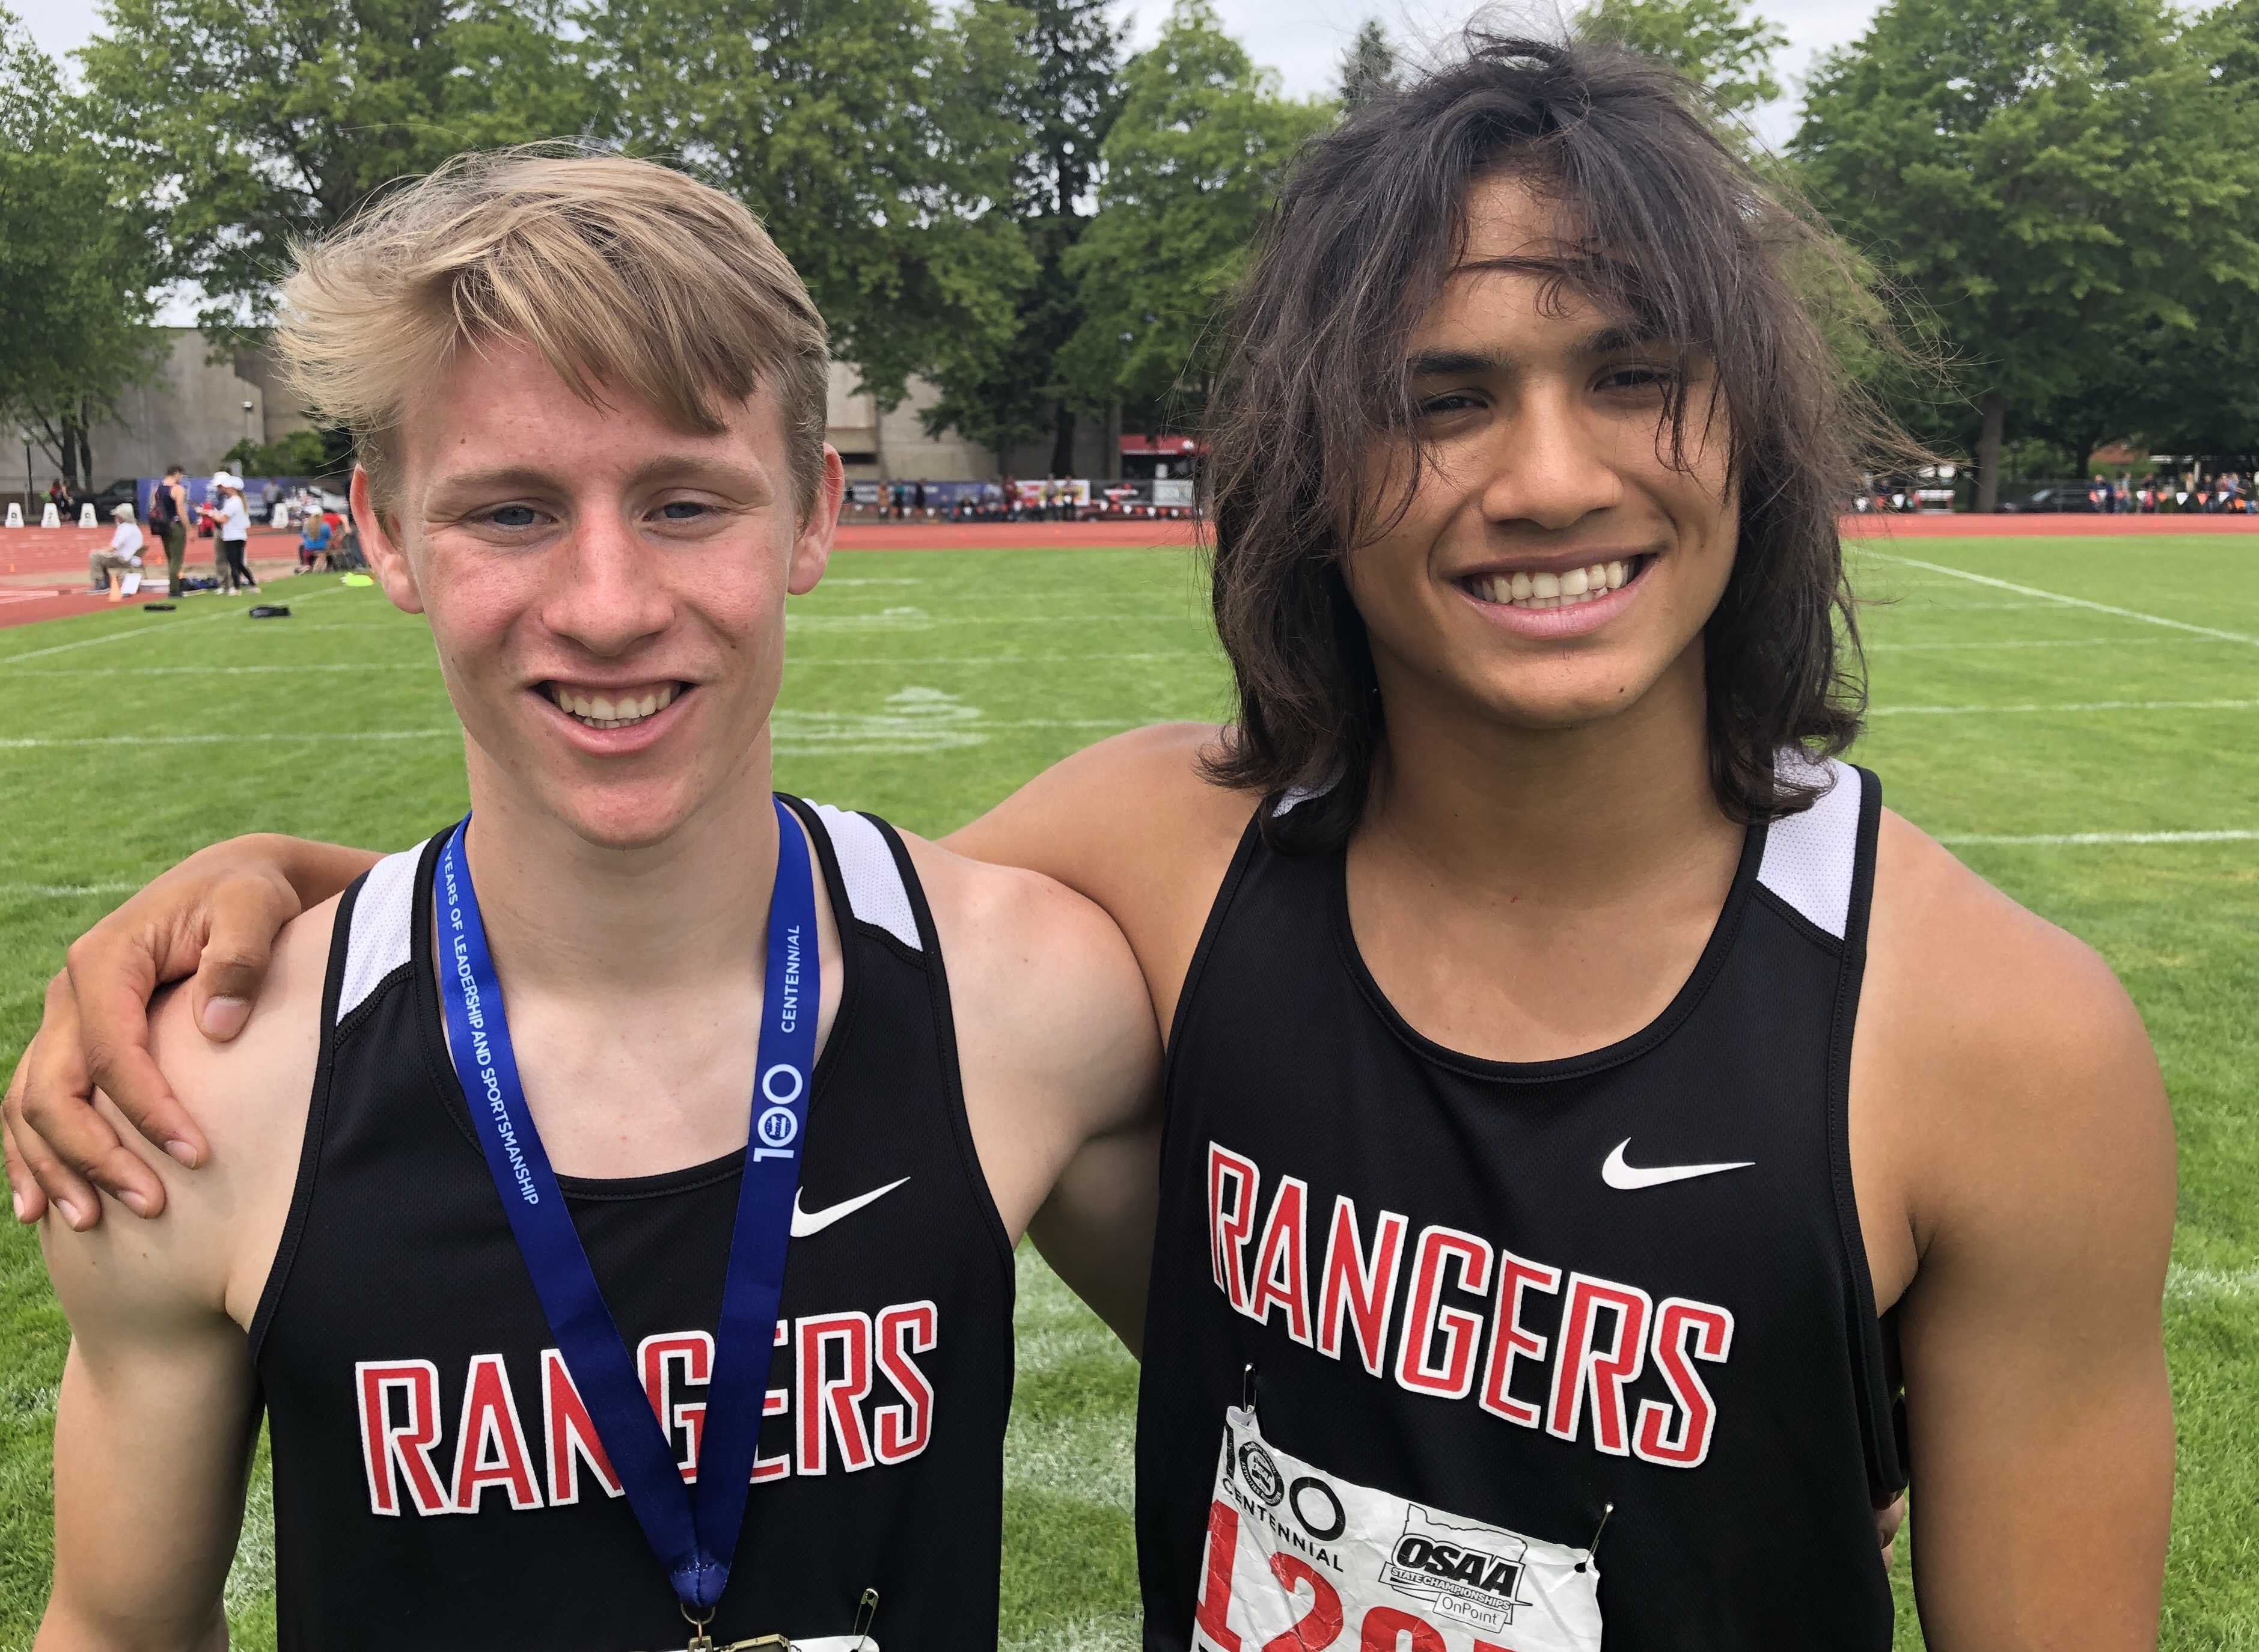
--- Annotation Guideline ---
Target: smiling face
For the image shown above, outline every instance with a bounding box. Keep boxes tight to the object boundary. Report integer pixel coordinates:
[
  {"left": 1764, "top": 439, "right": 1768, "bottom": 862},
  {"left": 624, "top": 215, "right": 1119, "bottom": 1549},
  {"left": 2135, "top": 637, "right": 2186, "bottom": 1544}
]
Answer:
[
  {"left": 1346, "top": 174, "right": 1739, "bottom": 741},
  {"left": 356, "top": 337, "right": 843, "bottom": 852}
]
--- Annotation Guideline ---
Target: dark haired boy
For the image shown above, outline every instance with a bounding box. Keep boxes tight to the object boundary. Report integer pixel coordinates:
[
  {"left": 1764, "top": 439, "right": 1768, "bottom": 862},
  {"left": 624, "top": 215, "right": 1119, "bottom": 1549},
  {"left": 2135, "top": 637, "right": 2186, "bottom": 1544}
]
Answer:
[{"left": 9, "top": 33, "right": 2171, "bottom": 1652}]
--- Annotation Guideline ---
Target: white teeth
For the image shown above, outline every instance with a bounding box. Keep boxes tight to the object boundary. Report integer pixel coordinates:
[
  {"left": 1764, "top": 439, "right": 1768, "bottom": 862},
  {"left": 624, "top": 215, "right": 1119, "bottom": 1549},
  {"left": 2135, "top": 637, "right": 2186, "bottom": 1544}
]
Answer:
[
  {"left": 551, "top": 683, "right": 679, "bottom": 729},
  {"left": 1469, "top": 557, "right": 1645, "bottom": 612}
]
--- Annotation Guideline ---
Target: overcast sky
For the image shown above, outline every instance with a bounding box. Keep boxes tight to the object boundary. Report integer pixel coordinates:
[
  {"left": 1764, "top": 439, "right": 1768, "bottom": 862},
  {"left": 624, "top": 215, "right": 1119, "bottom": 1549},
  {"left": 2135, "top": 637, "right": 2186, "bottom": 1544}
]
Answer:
[{"left": 19, "top": 0, "right": 1885, "bottom": 149}]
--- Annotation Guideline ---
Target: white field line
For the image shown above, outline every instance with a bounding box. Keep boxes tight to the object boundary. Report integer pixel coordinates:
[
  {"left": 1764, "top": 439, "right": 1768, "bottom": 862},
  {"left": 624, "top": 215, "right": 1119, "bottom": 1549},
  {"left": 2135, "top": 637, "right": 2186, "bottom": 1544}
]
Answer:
[
  {"left": 1874, "top": 698, "right": 2259, "bottom": 717},
  {"left": 3, "top": 650, "right": 1214, "bottom": 678},
  {"left": 1860, "top": 551, "right": 2259, "bottom": 646},
  {"left": 1938, "top": 830, "right": 2258, "bottom": 847},
  {"left": 0, "top": 728, "right": 457, "bottom": 749},
  {"left": 2168, "top": 1265, "right": 2259, "bottom": 1303},
  {"left": 0, "top": 881, "right": 151, "bottom": 899},
  {"left": 0, "top": 584, "right": 350, "bottom": 665},
  {"left": 1865, "top": 635, "right": 2236, "bottom": 652}
]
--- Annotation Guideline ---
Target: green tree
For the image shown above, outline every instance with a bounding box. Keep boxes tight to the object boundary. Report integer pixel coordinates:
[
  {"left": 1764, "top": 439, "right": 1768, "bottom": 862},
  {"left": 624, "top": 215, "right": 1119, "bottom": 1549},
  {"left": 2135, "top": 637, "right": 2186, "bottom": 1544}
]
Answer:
[
  {"left": 598, "top": 0, "right": 1036, "bottom": 417},
  {"left": 919, "top": 0, "right": 1127, "bottom": 474},
  {"left": 1061, "top": 0, "right": 1330, "bottom": 417},
  {"left": 79, "top": 0, "right": 597, "bottom": 338},
  {"left": 1580, "top": 0, "right": 1785, "bottom": 114},
  {"left": 1793, "top": 0, "right": 2259, "bottom": 509},
  {"left": 0, "top": 7, "right": 164, "bottom": 492},
  {"left": 1339, "top": 17, "right": 1398, "bottom": 110}
]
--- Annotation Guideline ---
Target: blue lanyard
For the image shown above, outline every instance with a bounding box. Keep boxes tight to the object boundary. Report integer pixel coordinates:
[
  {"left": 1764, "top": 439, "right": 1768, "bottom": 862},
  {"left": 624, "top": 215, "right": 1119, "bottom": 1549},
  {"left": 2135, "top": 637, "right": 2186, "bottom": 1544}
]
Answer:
[{"left": 434, "top": 796, "right": 819, "bottom": 1619}]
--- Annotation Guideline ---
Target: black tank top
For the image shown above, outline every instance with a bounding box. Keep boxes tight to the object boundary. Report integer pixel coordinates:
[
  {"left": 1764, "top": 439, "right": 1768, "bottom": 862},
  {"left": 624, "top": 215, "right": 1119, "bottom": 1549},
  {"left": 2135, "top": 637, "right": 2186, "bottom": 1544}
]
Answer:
[
  {"left": 1137, "top": 758, "right": 1904, "bottom": 1651},
  {"left": 252, "top": 798, "right": 1014, "bottom": 1650}
]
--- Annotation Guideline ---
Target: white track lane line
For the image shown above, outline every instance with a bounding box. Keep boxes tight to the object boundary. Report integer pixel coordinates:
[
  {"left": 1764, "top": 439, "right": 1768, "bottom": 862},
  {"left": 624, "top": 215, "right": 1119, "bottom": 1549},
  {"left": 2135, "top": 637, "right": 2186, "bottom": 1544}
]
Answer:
[
  {"left": 1860, "top": 550, "right": 2259, "bottom": 645},
  {"left": 1866, "top": 635, "right": 2236, "bottom": 652},
  {"left": 2168, "top": 1265, "right": 2259, "bottom": 1302},
  {"left": 1874, "top": 698, "right": 2259, "bottom": 717},
  {"left": 1938, "top": 830, "right": 2258, "bottom": 846},
  {"left": 0, "top": 585, "right": 351, "bottom": 665},
  {"left": 0, "top": 729, "right": 456, "bottom": 749}
]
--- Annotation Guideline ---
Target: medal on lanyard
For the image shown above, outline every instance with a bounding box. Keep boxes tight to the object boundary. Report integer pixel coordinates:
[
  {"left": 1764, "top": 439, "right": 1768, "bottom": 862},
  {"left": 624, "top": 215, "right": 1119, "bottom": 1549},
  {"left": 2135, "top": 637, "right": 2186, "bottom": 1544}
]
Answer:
[{"left": 436, "top": 795, "right": 820, "bottom": 1641}]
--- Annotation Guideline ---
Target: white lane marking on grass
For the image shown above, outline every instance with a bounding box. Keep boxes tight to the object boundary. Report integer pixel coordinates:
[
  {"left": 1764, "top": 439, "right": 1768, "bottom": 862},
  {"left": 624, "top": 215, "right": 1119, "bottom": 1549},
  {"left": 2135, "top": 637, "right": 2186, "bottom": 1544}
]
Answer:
[
  {"left": 1874, "top": 698, "right": 2259, "bottom": 717},
  {"left": 1938, "top": 830, "right": 2258, "bottom": 846},
  {"left": 2168, "top": 1265, "right": 2259, "bottom": 1302},
  {"left": 1862, "top": 550, "right": 2259, "bottom": 646},
  {"left": 0, "top": 587, "right": 352, "bottom": 664},
  {"left": 786, "top": 607, "right": 930, "bottom": 632},
  {"left": 773, "top": 685, "right": 990, "bottom": 754},
  {"left": 0, "top": 881, "right": 150, "bottom": 899},
  {"left": 1865, "top": 635, "right": 2235, "bottom": 652},
  {"left": 790, "top": 651, "right": 1208, "bottom": 665},
  {"left": 0, "top": 728, "right": 456, "bottom": 749},
  {"left": 4, "top": 660, "right": 435, "bottom": 676}
]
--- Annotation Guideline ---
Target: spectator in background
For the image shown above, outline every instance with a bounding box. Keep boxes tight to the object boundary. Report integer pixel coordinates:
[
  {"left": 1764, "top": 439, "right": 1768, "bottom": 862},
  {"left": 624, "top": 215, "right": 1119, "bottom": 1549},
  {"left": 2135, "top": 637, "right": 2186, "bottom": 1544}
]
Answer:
[
  {"left": 913, "top": 479, "right": 928, "bottom": 519},
  {"left": 87, "top": 504, "right": 144, "bottom": 601},
  {"left": 2087, "top": 474, "right": 2108, "bottom": 512},
  {"left": 295, "top": 509, "right": 331, "bottom": 571},
  {"left": 147, "top": 464, "right": 189, "bottom": 596},
  {"left": 212, "top": 471, "right": 257, "bottom": 593},
  {"left": 45, "top": 478, "right": 70, "bottom": 519}
]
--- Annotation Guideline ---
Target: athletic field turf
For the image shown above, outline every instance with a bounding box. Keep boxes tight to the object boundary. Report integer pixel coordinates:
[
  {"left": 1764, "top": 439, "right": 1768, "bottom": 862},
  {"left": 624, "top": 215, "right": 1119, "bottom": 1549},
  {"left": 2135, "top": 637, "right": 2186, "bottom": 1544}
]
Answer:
[{"left": 0, "top": 533, "right": 2253, "bottom": 1648}]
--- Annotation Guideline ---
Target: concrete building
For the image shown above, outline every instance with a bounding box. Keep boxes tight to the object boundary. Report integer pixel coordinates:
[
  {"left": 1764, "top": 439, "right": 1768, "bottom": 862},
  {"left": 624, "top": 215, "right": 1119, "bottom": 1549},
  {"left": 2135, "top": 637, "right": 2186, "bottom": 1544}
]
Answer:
[{"left": 14, "top": 328, "right": 1112, "bottom": 499}]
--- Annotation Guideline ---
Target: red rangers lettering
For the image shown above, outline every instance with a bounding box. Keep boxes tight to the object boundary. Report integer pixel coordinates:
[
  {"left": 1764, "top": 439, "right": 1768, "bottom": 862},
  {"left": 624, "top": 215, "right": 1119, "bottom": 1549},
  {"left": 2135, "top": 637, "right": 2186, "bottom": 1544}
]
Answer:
[
  {"left": 1203, "top": 1143, "right": 1736, "bottom": 1469},
  {"left": 353, "top": 1305, "right": 936, "bottom": 1515}
]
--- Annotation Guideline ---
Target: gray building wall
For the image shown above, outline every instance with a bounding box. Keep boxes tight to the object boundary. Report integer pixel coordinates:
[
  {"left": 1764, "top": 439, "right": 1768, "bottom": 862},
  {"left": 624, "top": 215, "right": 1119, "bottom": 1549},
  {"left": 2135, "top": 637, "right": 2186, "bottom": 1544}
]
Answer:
[
  {"left": 51, "top": 330, "right": 1113, "bottom": 492},
  {"left": 69, "top": 329, "right": 269, "bottom": 486}
]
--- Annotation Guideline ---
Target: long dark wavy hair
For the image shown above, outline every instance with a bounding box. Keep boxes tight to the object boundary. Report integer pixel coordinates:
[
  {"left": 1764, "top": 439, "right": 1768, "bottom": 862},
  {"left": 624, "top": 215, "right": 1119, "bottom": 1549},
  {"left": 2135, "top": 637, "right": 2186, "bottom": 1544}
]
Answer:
[{"left": 1200, "top": 31, "right": 1910, "bottom": 853}]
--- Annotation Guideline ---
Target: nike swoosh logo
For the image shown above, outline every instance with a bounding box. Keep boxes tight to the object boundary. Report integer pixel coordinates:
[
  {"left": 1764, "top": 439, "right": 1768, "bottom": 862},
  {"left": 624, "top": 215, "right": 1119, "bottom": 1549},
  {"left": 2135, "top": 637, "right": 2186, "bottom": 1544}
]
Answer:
[
  {"left": 790, "top": 1176, "right": 910, "bottom": 1237},
  {"left": 1601, "top": 1139, "right": 1755, "bottom": 1191}
]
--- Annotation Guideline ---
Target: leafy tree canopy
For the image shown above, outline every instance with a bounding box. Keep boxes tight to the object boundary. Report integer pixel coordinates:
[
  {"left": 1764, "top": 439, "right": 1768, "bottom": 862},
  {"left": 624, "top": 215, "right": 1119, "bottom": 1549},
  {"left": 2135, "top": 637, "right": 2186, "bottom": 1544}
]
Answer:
[
  {"left": 1060, "top": 0, "right": 1330, "bottom": 415},
  {"left": 0, "top": 5, "right": 164, "bottom": 490},
  {"left": 1793, "top": 0, "right": 2259, "bottom": 504},
  {"left": 1580, "top": 0, "right": 1785, "bottom": 114}
]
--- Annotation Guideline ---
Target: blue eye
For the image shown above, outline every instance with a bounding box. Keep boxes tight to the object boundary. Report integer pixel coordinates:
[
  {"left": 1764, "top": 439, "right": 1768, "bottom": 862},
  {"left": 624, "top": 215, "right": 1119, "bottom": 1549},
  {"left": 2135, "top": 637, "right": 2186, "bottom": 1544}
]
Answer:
[
  {"left": 488, "top": 504, "right": 540, "bottom": 528},
  {"left": 658, "top": 500, "right": 710, "bottom": 521}
]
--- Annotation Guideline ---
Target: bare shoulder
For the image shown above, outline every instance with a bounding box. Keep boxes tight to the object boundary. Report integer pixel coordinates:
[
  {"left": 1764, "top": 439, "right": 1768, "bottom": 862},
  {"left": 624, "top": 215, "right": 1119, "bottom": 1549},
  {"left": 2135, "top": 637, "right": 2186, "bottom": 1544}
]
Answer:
[
  {"left": 944, "top": 724, "right": 1262, "bottom": 1027},
  {"left": 43, "top": 896, "right": 339, "bottom": 1332},
  {"left": 947, "top": 722, "right": 1255, "bottom": 893},
  {"left": 1859, "top": 809, "right": 2173, "bottom": 1262},
  {"left": 893, "top": 830, "right": 1154, "bottom": 1059}
]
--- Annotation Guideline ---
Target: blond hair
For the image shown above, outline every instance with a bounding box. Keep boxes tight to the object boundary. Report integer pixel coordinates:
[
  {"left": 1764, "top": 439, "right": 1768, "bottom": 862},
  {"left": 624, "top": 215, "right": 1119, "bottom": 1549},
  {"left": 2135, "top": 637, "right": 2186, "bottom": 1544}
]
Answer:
[{"left": 275, "top": 147, "right": 830, "bottom": 515}]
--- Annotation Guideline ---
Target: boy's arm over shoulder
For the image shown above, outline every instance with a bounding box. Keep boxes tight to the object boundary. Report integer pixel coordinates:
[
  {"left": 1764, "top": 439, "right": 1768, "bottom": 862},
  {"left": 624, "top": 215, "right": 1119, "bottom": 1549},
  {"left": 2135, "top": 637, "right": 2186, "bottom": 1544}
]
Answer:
[
  {"left": 1857, "top": 812, "right": 2174, "bottom": 1651},
  {"left": 37, "top": 901, "right": 335, "bottom": 1650},
  {"left": 895, "top": 833, "right": 1162, "bottom": 1350},
  {"left": 944, "top": 723, "right": 1258, "bottom": 1030}
]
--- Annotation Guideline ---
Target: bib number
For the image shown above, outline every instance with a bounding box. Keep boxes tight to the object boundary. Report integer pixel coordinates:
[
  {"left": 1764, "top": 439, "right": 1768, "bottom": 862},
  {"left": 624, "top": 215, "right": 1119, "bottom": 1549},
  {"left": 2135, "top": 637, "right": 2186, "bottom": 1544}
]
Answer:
[{"left": 1191, "top": 1407, "right": 1602, "bottom": 1652}]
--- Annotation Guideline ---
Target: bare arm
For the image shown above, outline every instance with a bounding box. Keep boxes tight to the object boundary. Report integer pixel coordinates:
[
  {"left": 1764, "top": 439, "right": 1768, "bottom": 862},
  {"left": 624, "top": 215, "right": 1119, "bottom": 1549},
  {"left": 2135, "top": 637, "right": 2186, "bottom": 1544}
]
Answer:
[
  {"left": 37, "top": 912, "right": 325, "bottom": 1647},
  {"left": 901, "top": 833, "right": 1164, "bottom": 1351},
  {"left": 38, "top": 1234, "right": 257, "bottom": 1651},
  {"left": 1876, "top": 846, "right": 2175, "bottom": 1647},
  {"left": 4, "top": 834, "right": 377, "bottom": 1226}
]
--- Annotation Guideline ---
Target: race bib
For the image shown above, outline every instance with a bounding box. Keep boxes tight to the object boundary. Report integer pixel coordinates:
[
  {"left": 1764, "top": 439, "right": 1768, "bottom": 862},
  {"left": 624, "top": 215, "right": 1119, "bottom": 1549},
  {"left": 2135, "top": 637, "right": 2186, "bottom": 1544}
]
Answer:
[{"left": 1191, "top": 1407, "right": 1603, "bottom": 1652}]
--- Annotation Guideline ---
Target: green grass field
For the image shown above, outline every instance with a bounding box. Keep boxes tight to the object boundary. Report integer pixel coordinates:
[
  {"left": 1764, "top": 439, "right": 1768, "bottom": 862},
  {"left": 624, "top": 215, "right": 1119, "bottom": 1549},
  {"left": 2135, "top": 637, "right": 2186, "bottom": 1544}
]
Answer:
[{"left": 1, "top": 534, "right": 2253, "bottom": 1648}]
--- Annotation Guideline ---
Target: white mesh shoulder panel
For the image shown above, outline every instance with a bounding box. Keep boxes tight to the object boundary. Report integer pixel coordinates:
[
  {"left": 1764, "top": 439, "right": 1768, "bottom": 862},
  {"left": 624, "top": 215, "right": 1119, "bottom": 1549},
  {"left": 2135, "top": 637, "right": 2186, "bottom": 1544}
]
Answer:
[
  {"left": 809, "top": 804, "right": 921, "bottom": 952},
  {"left": 337, "top": 847, "right": 422, "bottom": 1021},
  {"left": 1756, "top": 756, "right": 1863, "bottom": 941}
]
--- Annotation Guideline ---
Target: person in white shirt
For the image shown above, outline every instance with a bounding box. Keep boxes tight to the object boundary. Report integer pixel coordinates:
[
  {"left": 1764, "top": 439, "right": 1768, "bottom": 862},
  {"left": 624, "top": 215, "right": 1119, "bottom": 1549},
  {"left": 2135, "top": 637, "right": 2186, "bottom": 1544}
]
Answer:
[
  {"left": 87, "top": 504, "right": 145, "bottom": 601},
  {"left": 212, "top": 471, "right": 258, "bottom": 593}
]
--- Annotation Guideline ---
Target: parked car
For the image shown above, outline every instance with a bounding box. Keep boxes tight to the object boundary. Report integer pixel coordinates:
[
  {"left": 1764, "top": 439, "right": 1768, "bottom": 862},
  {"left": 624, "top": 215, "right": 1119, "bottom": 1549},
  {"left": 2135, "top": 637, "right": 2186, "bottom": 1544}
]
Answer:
[
  {"left": 72, "top": 477, "right": 142, "bottom": 520},
  {"left": 1998, "top": 482, "right": 2100, "bottom": 513}
]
